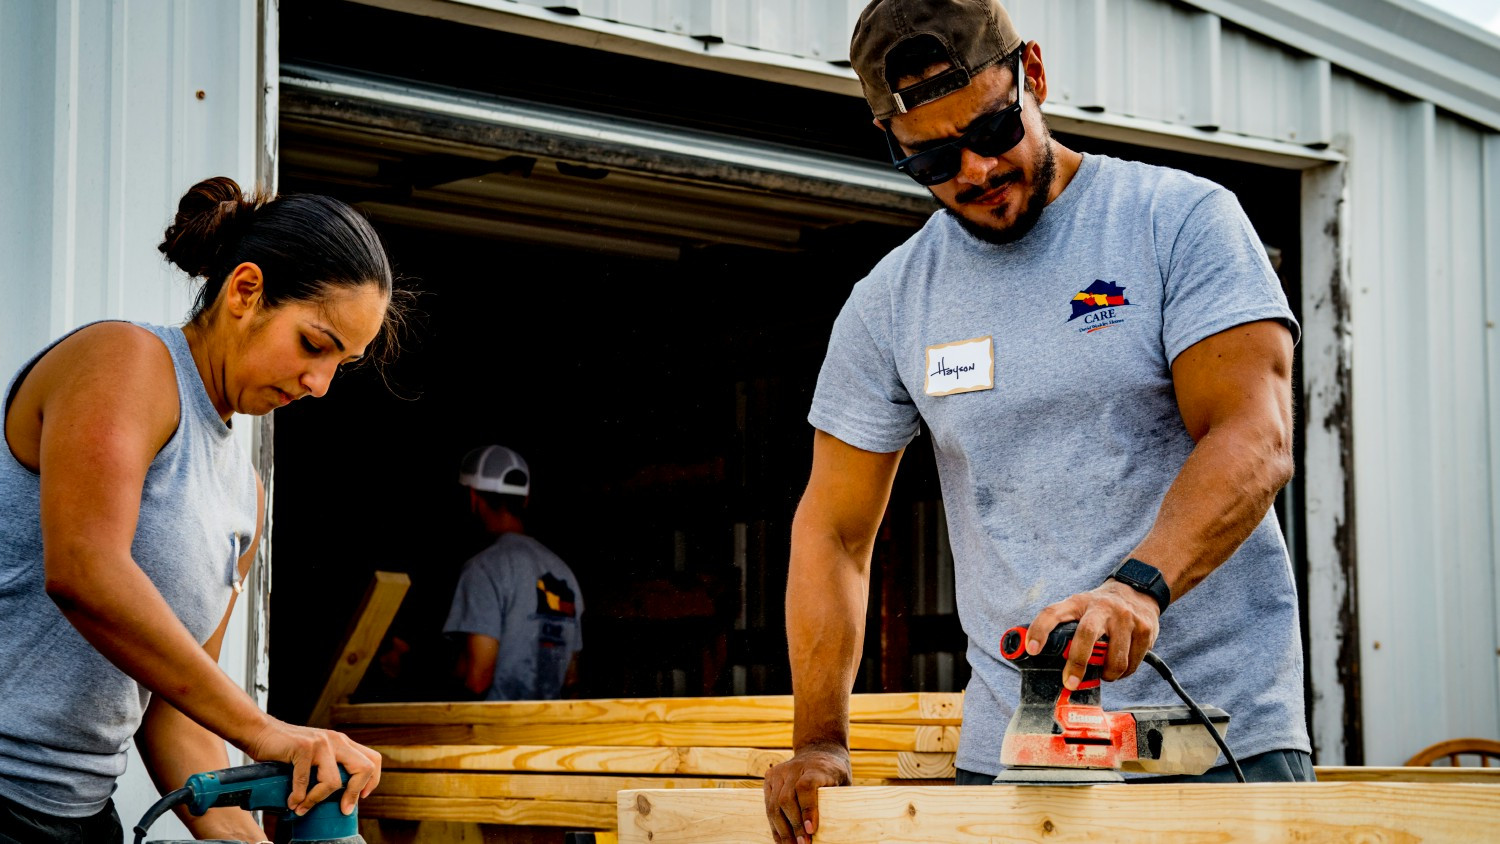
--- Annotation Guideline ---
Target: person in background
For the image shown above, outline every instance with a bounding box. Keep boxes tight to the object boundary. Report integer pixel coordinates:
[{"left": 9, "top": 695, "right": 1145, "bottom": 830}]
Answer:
[
  {"left": 446, "top": 446, "right": 584, "bottom": 701},
  {"left": 0, "top": 176, "right": 407, "bottom": 843}
]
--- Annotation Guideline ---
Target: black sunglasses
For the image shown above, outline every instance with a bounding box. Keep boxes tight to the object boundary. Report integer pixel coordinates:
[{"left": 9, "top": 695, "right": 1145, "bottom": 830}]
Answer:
[{"left": 886, "top": 48, "right": 1027, "bottom": 186}]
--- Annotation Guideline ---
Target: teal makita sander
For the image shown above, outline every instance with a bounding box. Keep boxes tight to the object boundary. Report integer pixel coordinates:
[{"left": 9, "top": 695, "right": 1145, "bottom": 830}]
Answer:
[{"left": 131, "top": 762, "right": 364, "bottom": 844}]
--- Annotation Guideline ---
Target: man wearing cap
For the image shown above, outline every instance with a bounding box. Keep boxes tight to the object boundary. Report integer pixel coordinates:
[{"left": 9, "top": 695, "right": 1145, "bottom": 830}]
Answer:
[
  {"left": 445, "top": 446, "right": 584, "bottom": 701},
  {"left": 764, "top": 0, "right": 1309, "bottom": 839}
]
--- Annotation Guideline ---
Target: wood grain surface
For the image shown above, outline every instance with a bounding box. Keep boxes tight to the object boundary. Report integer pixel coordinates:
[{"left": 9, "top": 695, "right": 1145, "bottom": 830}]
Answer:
[
  {"left": 346, "top": 722, "right": 959, "bottom": 752},
  {"left": 336, "top": 692, "right": 962, "bottom": 727},
  {"left": 618, "top": 783, "right": 1500, "bottom": 843},
  {"left": 373, "top": 745, "right": 954, "bottom": 780}
]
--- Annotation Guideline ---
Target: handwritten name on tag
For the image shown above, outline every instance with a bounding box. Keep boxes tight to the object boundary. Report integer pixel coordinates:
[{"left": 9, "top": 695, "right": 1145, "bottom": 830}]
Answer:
[{"left": 925, "top": 336, "right": 994, "bottom": 397}]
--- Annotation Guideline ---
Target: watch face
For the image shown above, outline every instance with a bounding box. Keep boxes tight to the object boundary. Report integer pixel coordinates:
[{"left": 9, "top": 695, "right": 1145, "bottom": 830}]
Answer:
[
  {"left": 1118, "top": 559, "right": 1158, "bottom": 585},
  {"left": 1115, "top": 558, "right": 1170, "bottom": 611}
]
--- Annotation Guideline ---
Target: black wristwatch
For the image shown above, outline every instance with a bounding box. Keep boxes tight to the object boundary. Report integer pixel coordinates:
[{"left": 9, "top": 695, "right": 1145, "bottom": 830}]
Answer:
[{"left": 1107, "top": 558, "right": 1171, "bottom": 614}]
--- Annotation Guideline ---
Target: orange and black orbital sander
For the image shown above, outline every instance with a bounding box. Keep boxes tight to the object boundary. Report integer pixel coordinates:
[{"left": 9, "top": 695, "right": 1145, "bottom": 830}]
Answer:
[{"left": 993, "top": 622, "right": 1238, "bottom": 785}]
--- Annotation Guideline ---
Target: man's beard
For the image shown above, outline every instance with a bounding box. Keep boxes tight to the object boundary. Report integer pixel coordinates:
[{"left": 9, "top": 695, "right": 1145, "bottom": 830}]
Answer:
[{"left": 942, "top": 138, "right": 1057, "bottom": 246}]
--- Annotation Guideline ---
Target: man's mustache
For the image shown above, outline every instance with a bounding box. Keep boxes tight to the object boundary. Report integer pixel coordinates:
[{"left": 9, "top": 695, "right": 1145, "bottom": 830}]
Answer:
[{"left": 955, "top": 170, "right": 1023, "bottom": 204}]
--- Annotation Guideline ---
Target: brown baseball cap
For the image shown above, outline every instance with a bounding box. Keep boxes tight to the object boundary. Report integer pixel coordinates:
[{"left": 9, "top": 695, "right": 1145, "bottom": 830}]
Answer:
[{"left": 850, "top": 0, "right": 1023, "bottom": 120}]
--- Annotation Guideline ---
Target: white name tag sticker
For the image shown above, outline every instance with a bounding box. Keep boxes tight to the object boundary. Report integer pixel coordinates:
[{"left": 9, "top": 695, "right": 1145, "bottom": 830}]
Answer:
[{"left": 925, "top": 336, "right": 994, "bottom": 397}]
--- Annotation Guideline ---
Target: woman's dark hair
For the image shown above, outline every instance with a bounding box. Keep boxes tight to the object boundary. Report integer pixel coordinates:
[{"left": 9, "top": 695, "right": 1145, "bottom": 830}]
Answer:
[{"left": 158, "top": 176, "right": 409, "bottom": 367}]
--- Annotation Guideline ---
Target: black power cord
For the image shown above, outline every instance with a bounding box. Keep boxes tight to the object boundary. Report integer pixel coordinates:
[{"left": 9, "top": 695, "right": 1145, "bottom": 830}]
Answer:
[
  {"left": 1142, "top": 650, "right": 1246, "bottom": 783},
  {"left": 131, "top": 786, "right": 192, "bottom": 844}
]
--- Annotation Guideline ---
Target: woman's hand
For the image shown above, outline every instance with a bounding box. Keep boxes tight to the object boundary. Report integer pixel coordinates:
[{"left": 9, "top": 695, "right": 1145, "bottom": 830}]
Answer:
[{"left": 242, "top": 720, "right": 382, "bottom": 816}]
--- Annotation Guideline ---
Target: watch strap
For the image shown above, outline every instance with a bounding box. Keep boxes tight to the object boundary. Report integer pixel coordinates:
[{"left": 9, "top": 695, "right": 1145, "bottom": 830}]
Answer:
[{"left": 1108, "top": 557, "right": 1171, "bottom": 614}]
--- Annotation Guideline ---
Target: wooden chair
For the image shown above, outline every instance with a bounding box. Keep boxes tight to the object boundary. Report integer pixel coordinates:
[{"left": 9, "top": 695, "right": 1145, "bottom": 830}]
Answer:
[{"left": 1404, "top": 738, "right": 1500, "bottom": 768}]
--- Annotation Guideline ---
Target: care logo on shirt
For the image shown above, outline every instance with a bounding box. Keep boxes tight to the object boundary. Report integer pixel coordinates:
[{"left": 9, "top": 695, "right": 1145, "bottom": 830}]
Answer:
[
  {"left": 535, "top": 573, "right": 578, "bottom": 618},
  {"left": 1068, "top": 280, "right": 1133, "bottom": 333}
]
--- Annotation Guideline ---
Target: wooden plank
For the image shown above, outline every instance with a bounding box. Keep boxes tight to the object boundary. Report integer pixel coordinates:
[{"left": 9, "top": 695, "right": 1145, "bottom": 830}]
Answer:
[
  {"left": 360, "top": 819, "right": 491, "bottom": 844},
  {"left": 1315, "top": 765, "right": 1500, "bottom": 783},
  {"left": 359, "top": 819, "right": 573, "bottom": 844},
  {"left": 377, "top": 771, "right": 950, "bottom": 802},
  {"left": 362, "top": 795, "right": 613, "bottom": 829},
  {"left": 375, "top": 744, "right": 785, "bottom": 777},
  {"left": 617, "top": 784, "right": 1500, "bottom": 843},
  {"left": 888, "top": 753, "right": 955, "bottom": 780},
  {"left": 348, "top": 723, "right": 959, "bottom": 752},
  {"left": 308, "top": 571, "right": 410, "bottom": 728},
  {"left": 378, "top": 772, "right": 761, "bottom": 803},
  {"left": 373, "top": 745, "right": 953, "bottom": 780},
  {"left": 335, "top": 693, "right": 963, "bottom": 727}
]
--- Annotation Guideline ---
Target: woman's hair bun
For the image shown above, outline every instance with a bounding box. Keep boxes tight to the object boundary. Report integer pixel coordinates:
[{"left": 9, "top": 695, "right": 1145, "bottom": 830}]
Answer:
[{"left": 158, "top": 176, "right": 266, "bottom": 279}]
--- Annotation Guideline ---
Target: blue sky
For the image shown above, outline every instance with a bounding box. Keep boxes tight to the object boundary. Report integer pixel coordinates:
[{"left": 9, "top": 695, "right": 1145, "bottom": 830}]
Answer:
[{"left": 1415, "top": 0, "right": 1500, "bottom": 34}]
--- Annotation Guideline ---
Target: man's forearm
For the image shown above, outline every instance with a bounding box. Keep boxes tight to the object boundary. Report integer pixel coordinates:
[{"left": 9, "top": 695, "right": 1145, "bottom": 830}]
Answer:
[
  {"left": 787, "top": 533, "right": 871, "bottom": 752},
  {"left": 1131, "top": 417, "right": 1293, "bottom": 600}
]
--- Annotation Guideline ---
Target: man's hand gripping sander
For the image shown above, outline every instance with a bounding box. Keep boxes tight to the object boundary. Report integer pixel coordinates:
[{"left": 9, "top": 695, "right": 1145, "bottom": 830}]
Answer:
[
  {"left": 994, "top": 622, "right": 1239, "bottom": 784},
  {"left": 131, "top": 762, "right": 364, "bottom": 844}
]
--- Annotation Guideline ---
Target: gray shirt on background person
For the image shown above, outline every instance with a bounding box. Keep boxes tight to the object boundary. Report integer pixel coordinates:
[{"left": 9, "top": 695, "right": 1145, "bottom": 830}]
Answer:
[
  {"left": 809, "top": 153, "right": 1309, "bottom": 777},
  {"left": 444, "top": 533, "right": 584, "bottom": 701}
]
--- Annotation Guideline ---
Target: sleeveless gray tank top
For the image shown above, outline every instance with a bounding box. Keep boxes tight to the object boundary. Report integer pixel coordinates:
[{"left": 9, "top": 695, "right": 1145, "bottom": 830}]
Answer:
[{"left": 0, "top": 322, "right": 258, "bottom": 817}]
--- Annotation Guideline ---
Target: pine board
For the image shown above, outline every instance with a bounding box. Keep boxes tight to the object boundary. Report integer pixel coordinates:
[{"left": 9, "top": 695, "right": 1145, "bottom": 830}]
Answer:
[
  {"left": 361, "top": 821, "right": 618, "bottom": 844},
  {"left": 377, "top": 771, "right": 761, "bottom": 802},
  {"left": 1313, "top": 765, "right": 1500, "bottom": 783},
  {"left": 618, "top": 783, "right": 1500, "bottom": 843},
  {"left": 361, "top": 795, "right": 614, "bottom": 829},
  {"left": 308, "top": 571, "right": 409, "bottom": 728},
  {"left": 336, "top": 693, "right": 962, "bottom": 727},
  {"left": 347, "top": 722, "right": 958, "bottom": 752},
  {"left": 373, "top": 745, "right": 954, "bottom": 780}
]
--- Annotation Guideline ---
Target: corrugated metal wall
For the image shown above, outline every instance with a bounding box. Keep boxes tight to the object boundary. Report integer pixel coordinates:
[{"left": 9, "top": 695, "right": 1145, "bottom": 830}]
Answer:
[
  {"left": 3, "top": 0, "right": 1495, "bottom": 795},
  {"left": 448, "top": 0, "right": 1500, "bottom": 764},
  {"left": 0, "top": 0, "right": 263, "bottom": 833},
  {"left": 1331, "top": 72, "right": 1500, "bottom": 763}
]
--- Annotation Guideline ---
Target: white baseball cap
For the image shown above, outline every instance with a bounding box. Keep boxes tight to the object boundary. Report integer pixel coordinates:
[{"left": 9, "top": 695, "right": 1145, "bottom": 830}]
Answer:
[{"left": 458, "top": 445, "right": 530, "bottom": 496}]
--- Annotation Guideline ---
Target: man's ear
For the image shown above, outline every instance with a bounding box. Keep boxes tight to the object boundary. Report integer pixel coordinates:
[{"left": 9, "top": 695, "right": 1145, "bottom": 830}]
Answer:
[
  {"left": 873, "top": 116, "right": 887, "bottom": 132},
  {"left": 222, "top": 262, "right": 265, "bottom": 319},
  {"left": 1022, "top": 41, "right": 1048, "bottom": 105}
]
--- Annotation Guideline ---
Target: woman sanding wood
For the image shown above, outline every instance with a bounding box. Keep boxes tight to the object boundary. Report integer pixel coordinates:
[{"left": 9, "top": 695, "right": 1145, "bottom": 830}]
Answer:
[{"left": 0, "top": 177, "right": 406, "bottom": 843}]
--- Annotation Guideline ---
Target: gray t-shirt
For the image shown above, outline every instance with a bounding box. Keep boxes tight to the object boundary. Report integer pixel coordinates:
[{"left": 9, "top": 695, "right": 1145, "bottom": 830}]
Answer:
[
  {"left": 444, "top": 533, "right": 584, "bottom": 701},
  {"left": 809, "top": 154, "right": 1309, "bottom": 776},
  {"left": 0, "top": 322, "right": 257, "bottom": 816}
]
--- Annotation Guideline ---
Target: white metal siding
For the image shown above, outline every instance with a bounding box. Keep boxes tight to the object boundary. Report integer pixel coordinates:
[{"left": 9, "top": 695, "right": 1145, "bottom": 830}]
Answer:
[
  {"left": 0, "top": 0, "right": 263, "bottom": 833},
  {"left": 0, "top": 0, "right": 54, "bottom": 373},
  {"left": 0, "top": 0, "right": 260, "bottom": 361},
  {"left": 4, "top": 0, "right": 1487, "bottom": 789},
  {"left": 1489, "top": 132, "right": 1500, "bottom": 728},
  {"left": 1331, "top": 70, "right": 1500, "bottom": 764}
]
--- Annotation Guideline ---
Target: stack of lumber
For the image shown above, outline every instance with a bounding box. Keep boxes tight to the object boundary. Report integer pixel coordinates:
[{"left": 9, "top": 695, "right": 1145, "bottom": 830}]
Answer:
[{"left": 334, "top": 692, "right": 963, "bottom": 831}]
